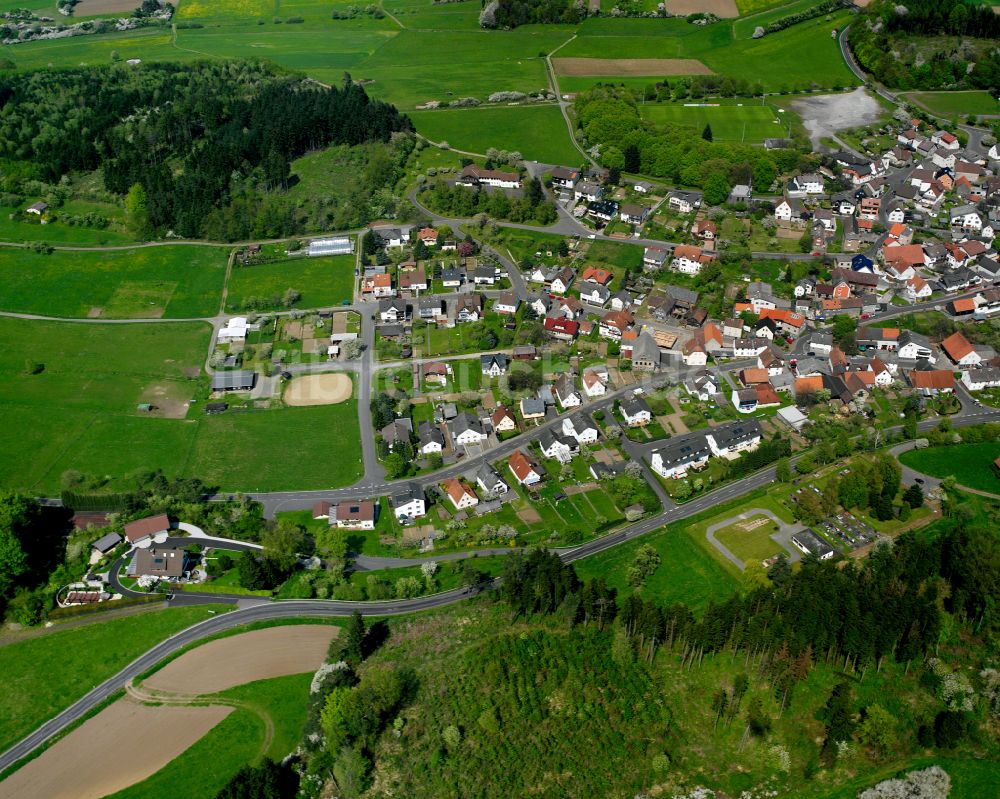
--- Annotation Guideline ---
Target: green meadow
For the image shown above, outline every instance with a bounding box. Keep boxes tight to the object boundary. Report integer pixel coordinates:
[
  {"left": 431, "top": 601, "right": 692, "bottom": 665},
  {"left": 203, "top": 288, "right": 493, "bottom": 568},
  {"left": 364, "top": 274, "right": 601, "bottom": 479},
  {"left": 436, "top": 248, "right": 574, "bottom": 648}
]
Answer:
[
  {"left": 0, "top": 245, "right": 228, "bottom": 318},
  {"left": 905, "top": 90, "right": 1000, "bottom": 118},
  {"left": 225, "top": 253, "right": 356, "bottom": 312},
  {"left": 410, "top": 105, "right": 580, "bottom": 163},
  {"left": 0, "top": 605, "right": 223, "bottom": 755},
  {"left": 0, "top": 317, "right": 363, "bottom": 492},
  {"left": 899, "top": 443, "right": 1000, "bottom": 495}
]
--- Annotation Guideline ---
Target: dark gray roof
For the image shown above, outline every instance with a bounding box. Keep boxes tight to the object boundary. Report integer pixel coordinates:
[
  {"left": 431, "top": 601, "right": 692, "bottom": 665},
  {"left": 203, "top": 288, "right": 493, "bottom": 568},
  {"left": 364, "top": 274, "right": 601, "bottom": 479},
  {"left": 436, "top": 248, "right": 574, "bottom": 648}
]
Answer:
[
  {"left": 91, "top": 532, "right": 122, "bottom": 552},
  {"left": 391, "top": 483, "right": 424, "bottom": 507},
  {"left": 621, "top": 395, "right": 652, "bottom": 417},
  {"left": 653, "top": 434, "right": 710, "bottom": 467},
  {"left": 418, "top": 421, "right": 444, "bottom": 446},
  {"left": 450, "top": 412, "right": 484, "bottom": 437},
  {"left": 708, "top": 420, "right": 762, "bottom": 451},
  {"left": 794, "top": 529, "right": 835, "bottom": 558},
  {"left": 211, "top": 370, "right": 257, "bottom": 391}
]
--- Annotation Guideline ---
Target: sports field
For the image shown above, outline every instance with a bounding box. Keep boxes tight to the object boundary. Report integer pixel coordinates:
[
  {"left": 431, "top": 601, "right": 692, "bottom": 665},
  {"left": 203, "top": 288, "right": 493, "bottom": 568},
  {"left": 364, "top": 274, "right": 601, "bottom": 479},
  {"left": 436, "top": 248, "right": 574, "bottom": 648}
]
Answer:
[
  {"left": 410, "top": 105, "right": 580, "bottom": 163},
  {"left": 0, "top": 317, "right": 364, "bottom": 492},
  {"left": 904, "top": 90, "right": 1000, "bottom": 118},
  {"left": 225, "top": 253, "right": 356, "bottom": 312},
  {"left": 640, "top": 101, "right": 791, "bottom": 143},
  {"left": 0, "top": 245, "right": 228, "bottom": 319},
  {"left": 900, "top": 443, "right": 1000, "bottom": 495}
]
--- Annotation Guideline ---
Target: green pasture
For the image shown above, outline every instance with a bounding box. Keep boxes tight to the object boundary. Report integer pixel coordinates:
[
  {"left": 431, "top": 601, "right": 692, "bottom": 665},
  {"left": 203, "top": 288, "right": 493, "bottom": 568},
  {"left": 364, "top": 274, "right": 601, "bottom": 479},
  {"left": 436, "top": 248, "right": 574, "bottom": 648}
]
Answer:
[
  {"left": 640, "top": 100, "right": 792, "bottom": 142},
  {"left": 106, "top": 672, "right": 312, "bottom": 799},
  {"left": 2, "top": 28, "right": 198, "bottom": 72},
  {"left": 904, "top": 90, "right": 1000, "bottom": 118},
  {"left": 0, "top": 245, "right": 228, "bottom": 318},
  {"left": 410, "top": 105, "right": 580, "bottom": 164},
  {"left": 561, "top": 13, "right": 858, "bottom": 92},
  {"left": 0, "top": 200, "right": 133, "bottom": 246},
  {"left": 382, "top": 0, "right": 482, "bottom": 30},
  {"left": 0, "top": 318, "right": 363, "bottom": 492},
  {"left": 225, "top": 253, "right": 355, "bottom": 312},
  {"left": 899, "top": 443, "right": 1000, "bottom": 495},
  {"left": 0, "top": 605, "right": 223, "bottom": 755}
]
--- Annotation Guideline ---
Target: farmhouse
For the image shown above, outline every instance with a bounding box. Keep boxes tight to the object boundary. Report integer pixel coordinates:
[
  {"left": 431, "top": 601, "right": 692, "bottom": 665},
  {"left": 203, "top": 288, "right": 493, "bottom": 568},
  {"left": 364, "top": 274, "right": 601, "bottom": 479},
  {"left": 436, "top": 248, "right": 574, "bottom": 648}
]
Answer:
[
  {"left": 458, "top": 165, "right": 520, "bottom": 189},
  {"left": 941, "top": 331, "right": 981, "bottom": 367}
]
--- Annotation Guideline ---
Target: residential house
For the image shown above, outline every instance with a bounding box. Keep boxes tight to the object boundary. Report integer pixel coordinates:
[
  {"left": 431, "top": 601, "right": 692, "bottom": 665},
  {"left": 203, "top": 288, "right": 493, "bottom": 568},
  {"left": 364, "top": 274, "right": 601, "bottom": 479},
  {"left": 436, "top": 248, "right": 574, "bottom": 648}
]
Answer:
[
  {"left": 441, "top": 266, "right": 463, "bottom": 288},
  {"left": 685, "top": 370, "right": 719, "bottom": 401},
  {"left": 941, "top": 331, "right": 981, "bottom": 367},
  {"left": 588, "top": 200, "right": 619, "bottom": 222},
  {"left": 580, "top": 282, "right": 611, "bottom": 307},
  {"left": 693, "top": 219, "right": 716, "bottom": 240},
  {"left": 672, "top": 245, "right": 713, "bottom": 275},
  {"left": 362, "top": 273, "right": 393, "bottom": 298},
  {"left": 458, "top": 164, "right": 521, "bottom": 189},
  {"left": 398, "top": 269, "right": 428, "bottom": 292},
  {"left": 619, "top": 395, "right": 652, "bottom": 427},
  {"left": 519, "top": 397, "right": 546, "bottom": 421},
  {"left": 774, "top": 197, "right": 795, "bottom": 222},
  {"left": 543, "top": 316, "right": 578, "bottom": 341},
  {"left": 898, "top": 331, "right": 933, "bottom": 360},
  {"left": 962, "top": 367, "right": 1000, "bottom": 391},
  {"left": 599, "top": 309, "right": 634, "bottom": 340},
  {"left": 450, "top": 413, "right": 487, "bottom": 446},
  {"left": 455, "top": 294, "right": 482, "bottom": 323},
  {"left": 480, "top": 353, "right": 508, "bottom": 377},
  {"left": 706, "top": 420, "right": 763, "bottom": 460},
  {"left": 907, "top": 369, "right": 955, "bottom": 395},
  {"left": 631, "top": 332, "right": 661, "bottom": 372},
  {"left": 582, "top": 367, "right": 608, "bottom": 397},
  {"left": 508, "top": 449, "right": 543, "bottom": 486},
  {"left": 609, "top": 289, "right": 632, "bottom": 312},
  {"left": 475, "top": 463, "right": 509, "bottom": 495},
  {"left": 562, "top": 412, "right": 599, "bottom": 444},
  {"left": 423, "top": 362, "right": 450, "bottom": 386},
  {"left": 667, "top": 191, "right": 700, "bottom": 214},
  {"left": 620, "top": 204, "right": 649, "bottom": 225},
  {"left": 539, "top": 428, "right": 578, "bottom": 462},
  {"left": 643, "top": 246, "right": 669, "bottom": 271},
  {"left": 551, "top": 166, "right": 579, "bottom": 190},
  {"left": 390, "top": 484, "right": 426, "bottom": 522},
  {"left": 417, "top": 227, "right": 438, "bottom": 247},
  {"left": 130, "top": 547, "right": 187, "bottom": 580},
  {"left": 123, "top": 514, "right": 171, "bottom": 545},
  {"left": 379, "top": 298, "right": 408, "bottom": 323},
  {"left": 473, "top": 265, "right": 497, "bottom": 285},
  {"left": 732, "top": 387, "right": 758, "bottom": 414},
  {"left": 905, "top": 274, "right": 932, "bottom": 301},
  {"left": 334, "top": 501, "right": 376, "bottom": 530},
  {"left": 549, "top": 267, "right": 575, "bottom": 295},
  {"left": 574, "top": 180, "right": 603, "bottom": 202},
  {"left": 417, "top": 421, "right": 444, "bottom": 455},
  {"left": 951, "top": 204, "right": 983, "bottom": 233},
  {"left": 789, "top": 173, "right": 824, "bottom": 195},
  {"left": 381, "top": 418, "right": 413, "bottom": 451},
  {"left": 442, "top": 478, "right": 479, "bottom": 510},
  {"left": 651, "top": 435, "right": 711, "bottom": 479},
  {"left": 418, "top": 297, "right": 444, "bottom": 322},
  {"left": 494, "top": 290, "right": 520, "bottom": 315},
  {"left": 554, "top": 373, "right": 583, "bottom": 409},
  {"left": 491, "top": 406, "right": 517, "bottom": 433}
]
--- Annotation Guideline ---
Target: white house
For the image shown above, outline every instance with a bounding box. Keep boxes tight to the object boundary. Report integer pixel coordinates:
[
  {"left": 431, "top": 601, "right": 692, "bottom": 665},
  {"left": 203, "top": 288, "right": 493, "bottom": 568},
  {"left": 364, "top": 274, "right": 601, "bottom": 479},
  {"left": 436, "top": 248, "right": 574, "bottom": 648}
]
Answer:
[
  {"left": 904, "top": 275, "right": 932, "bottom": 301},
  {"left": 619, "top": 396, "right": 652, "bottom": 427},
  {"left": 672, "top": 245, "right": 708, "bottom": 276},
  {"left": 962, "top": 367, "right": 1000, "bottom": 391},
  {"left": 443, "top": 479, "right": 479, "bottom": 511},
  {"left": 417, "top": 422, "right": 444, "bottom": 455},
  {"left": 650, "top": 435, "right": 711, "bottom": 479},
  {"left": 218, "top": 316, "right": 252, "bottom": 343},
  {"left": 450, "top": 413, "right": 488, "bottom": 446},
  {"left": 579, "top": 283, "right": 610, "bottom": 306},
  {"left": 897, "top": 331, "right": 933, "bottom": 360},
  {"left": 950, "top": 205, "right": 982, "bottom": 232},
  {"left": 390, "top": 484, "right": 425, "bottom": 522},
  {"left": 706, "top": 420, "right": 762, "bottom": 460},
  {"left": 582, "top": 368, "right": 608, "bottom": 397},
  {"left": 562, "top": 413, "right": 599, "bottom": 444},
  {"left": 774, "top": 198, "right": 793, "bottom": 222},
  {"left": 554, "top": 373, "right": 582, "bottom": 409}
]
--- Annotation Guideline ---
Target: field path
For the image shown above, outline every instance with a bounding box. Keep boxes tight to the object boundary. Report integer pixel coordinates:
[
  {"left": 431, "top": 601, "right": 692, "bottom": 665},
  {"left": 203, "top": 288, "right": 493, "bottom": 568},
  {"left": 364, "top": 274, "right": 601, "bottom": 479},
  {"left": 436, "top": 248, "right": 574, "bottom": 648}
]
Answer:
[{"left": 544, "top": 34, "right": 596, "bottom": 167}]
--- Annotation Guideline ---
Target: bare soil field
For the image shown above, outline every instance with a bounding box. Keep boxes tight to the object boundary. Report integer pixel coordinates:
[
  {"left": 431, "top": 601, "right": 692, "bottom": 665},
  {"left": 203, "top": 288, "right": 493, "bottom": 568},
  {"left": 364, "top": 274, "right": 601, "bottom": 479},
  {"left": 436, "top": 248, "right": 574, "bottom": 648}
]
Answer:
[
  {"left": 283, "top": 373, "right": 353, "bottom": 406},
  {"left": 77, "top": 0, "right": 149, "bottom": 13},
  {"left": 554, "top": 58, "right": 714, "bottom": 77},
  {"left": 665, "top": 0, "right": 738, "bottom": 17},
  {"left": 143, "top": 625, "right": 338, "bottom": 695},
  {"left": 1, "top": 699, "right": 232, "bottom": 799},
  {"left": 139, "top": 380, "right": 192, "bottom": 418},
  {"left": 792, "top": 87, "right": 883, "bottom": 149}
]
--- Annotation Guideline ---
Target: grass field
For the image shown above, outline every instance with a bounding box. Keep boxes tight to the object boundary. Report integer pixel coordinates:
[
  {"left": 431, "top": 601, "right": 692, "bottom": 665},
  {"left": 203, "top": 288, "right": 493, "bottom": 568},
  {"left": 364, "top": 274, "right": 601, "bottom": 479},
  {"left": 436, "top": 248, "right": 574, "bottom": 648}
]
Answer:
[
  {"left": 904, "top": 90, "right": 1000, "bottom": 118},
  {"left": 640, "top": 100, "right": 792, "bottom": 143},
  {"left": 0, "top": 318, "right": 364, "bottom": 492},
  {"left": 105, "top": 673, "right": 313, "bottom": 799},
  {"left": 0, "top": 605, "right": 224, "bottom": 755},
  {"left": 0, "top": 205, "right": 133, "bottom": 246},
  {"left": 0, "top": 245, "right": 228, "bottom": 318},
  {"left": 561, "top": 13, "right": 858, "bottom": 92},
  {"left": 713, "top": 514, "right": 784, "bottom": 563},
  {"left": 225, "top": 253, "right": 356, "bottom": 312},
  {"left": 410, "top": 105, "right": 580, "bottom": 164},
  {"left": 900, "top": 443, "right": 1000, "bottom": 495}
]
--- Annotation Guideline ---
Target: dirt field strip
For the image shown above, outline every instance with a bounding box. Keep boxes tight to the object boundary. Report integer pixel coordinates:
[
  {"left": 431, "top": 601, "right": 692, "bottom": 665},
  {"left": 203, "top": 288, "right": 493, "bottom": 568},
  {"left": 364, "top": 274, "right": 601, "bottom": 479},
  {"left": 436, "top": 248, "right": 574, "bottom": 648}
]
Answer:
[
  {"left": 143, "top": 625, "right": 338, "bottom": 695},
  {"left": 0, "top": 699, "right": 233, "bottom": 799},
  {"left": 665, "top": 0, "right": 738, "bottom": 17},
  {"left": 553, "top": 58, "right": 714, "bottom": 77},
  {"left": 283, "top": 373, "right": 353, "bottom": 406}
]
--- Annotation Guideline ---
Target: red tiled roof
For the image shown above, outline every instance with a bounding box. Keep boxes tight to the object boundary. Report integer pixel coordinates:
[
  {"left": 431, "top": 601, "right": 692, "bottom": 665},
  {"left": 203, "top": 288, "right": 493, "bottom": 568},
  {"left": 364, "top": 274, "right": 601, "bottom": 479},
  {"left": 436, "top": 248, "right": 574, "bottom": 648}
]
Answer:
[
  {"left": 124, "top": 514, "right": 170, "bottom": 543},
  {"left": 908, "top": 370, "right": 955, "bottom": 390},
  {"left": 941, "top": 331, "right": 974, "bottom": 361}
]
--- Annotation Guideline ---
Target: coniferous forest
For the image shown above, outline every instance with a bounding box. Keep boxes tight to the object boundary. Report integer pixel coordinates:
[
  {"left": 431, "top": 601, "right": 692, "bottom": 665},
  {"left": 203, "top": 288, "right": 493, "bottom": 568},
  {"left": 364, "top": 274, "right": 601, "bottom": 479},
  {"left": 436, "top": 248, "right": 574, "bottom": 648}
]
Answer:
[
  {"left": 0, "top": 62, "right": 411, "bottom": 238},
  {"left": 297, "top": 507, "right": 1000, "bottom": 798}
]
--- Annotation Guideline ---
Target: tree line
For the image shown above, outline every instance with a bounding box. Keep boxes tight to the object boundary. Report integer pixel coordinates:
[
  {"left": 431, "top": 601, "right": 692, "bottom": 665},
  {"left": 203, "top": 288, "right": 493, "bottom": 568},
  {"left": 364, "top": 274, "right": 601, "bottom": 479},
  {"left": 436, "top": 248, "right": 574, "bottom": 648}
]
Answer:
[{"left": 0, "top": 62, "right": 411, "bottom": 238}]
